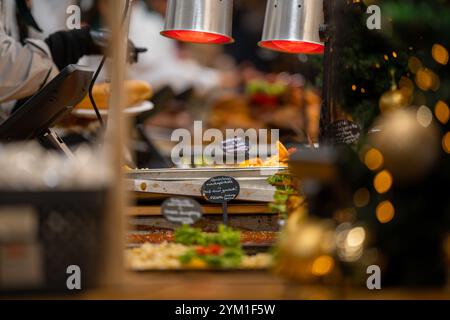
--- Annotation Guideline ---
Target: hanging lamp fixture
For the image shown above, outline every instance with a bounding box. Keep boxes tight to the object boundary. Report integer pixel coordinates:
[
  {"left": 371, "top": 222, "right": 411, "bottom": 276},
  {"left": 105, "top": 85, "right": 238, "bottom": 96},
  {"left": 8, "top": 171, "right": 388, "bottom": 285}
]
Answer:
[
  {"left": 161, "top": 0, "right": 234, "bottom": 44},
  {"left": 259, "top": 0, "right": 324, "bottom": 54}
]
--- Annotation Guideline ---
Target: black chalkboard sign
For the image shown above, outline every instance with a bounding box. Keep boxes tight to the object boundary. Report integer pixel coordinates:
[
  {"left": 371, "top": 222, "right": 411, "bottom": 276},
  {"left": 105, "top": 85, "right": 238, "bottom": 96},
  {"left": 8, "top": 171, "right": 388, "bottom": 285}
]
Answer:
[
  {"left": 201, "top": 176, "right": 240, "bottom": 204},
  {"left": 222, "top": 137, "right": 250, "bottom": 154},
  {"left": 222, "top": 137, "right": 250, "bottom": 164},
  {"left": 161, "top": 197, "right": 203, "bottom": 225},
  {"left": 201, "top": 176, "right": 240, "bottom": 225},
  {"left": 330, "top": 120, "right": 361, "bottom": 145}
]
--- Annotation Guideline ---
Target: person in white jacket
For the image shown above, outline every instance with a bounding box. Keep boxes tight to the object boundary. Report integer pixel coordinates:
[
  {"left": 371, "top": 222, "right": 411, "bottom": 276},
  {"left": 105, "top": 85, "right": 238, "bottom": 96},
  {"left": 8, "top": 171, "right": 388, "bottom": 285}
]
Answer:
[
  {"left": 0, "top": 0, "right": 105, "bottom": 121},
  {"left": 0, "top": 0, "right": 58, "bottom": 117}
]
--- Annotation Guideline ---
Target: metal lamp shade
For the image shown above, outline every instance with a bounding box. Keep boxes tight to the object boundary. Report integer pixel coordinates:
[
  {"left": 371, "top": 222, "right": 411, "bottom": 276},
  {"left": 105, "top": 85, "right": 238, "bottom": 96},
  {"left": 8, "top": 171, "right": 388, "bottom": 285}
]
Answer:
[
  {"left": 161, "top": 0, "right": 234, "bottom": 44},
  {"left": 259, "top": 0, "right": 324, "bottom": 54}
]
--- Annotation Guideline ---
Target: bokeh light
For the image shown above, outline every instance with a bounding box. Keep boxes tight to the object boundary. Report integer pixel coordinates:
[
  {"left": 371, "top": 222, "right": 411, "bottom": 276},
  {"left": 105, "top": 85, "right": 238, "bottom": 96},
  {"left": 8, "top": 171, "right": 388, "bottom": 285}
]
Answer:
[
  {"left": 311, "top": 255, "right": 335, "bottom": 276},
  {"left": 353, "top": 188, "right": 371, "bottom": 208},
  {"left": 374, "top": 170, "right": 393, "bottom": 194},
  {"left": 416, "top": 105, "right": 433, "bottom": 128},
  {"left": 399, "top": 76, "right": 415, "bottom": 98},
  {"left": 364, "top": 148, "right": 384, "bottom": 171},
  {"left": 443, "top": 132, "right": 450, "bottom": 154},
  {"left": 408, "top": 56, "right": 422, "bottom": 74},
  {"left": 376, "top": 200, "right": 395, "bottom": 224},
  {"left": 336, "top": 224, "right": 366, "bottom": 262},
  {"left": 347, "top": 227, "right": 366, "bottom": 247},
  {"left": 432, "top": 44, "right": 449, "bottom": 65},
  {"left": 435, "top": 100, "right": 450, "bottom": 124},
  {"left": 415, "top": 68, "right": 438, "bottom": 91},
  {"left": 431, "top": 73, "right": 441, "bottom": 92},
  {"left": 292, "top": 224, "right": 325, "bottom": 257}
]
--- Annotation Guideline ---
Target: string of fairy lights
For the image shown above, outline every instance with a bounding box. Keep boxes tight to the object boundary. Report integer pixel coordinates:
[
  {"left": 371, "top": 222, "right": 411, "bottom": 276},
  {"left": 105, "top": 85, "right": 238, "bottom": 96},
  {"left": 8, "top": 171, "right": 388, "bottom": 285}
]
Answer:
[{"left": 352, "top": 42, "right": 449, "bottom": 225}]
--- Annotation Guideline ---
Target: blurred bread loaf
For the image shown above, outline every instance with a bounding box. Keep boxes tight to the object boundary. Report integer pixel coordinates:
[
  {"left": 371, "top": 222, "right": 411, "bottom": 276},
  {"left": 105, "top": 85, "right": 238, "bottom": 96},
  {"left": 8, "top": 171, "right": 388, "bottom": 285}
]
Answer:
[{"left": 75, "top": 80, "right": 152, "bottom": 110}]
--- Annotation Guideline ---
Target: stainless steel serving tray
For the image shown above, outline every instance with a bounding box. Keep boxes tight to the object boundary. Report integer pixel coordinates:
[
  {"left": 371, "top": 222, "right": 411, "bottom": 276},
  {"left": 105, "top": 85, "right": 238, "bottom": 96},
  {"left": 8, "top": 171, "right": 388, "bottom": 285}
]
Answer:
[
  {"left": 126, "top": 167, "right": 288, "bottom": 202},
  {"left": 126, "top": 167, "right": 287, "bottom": 179}
]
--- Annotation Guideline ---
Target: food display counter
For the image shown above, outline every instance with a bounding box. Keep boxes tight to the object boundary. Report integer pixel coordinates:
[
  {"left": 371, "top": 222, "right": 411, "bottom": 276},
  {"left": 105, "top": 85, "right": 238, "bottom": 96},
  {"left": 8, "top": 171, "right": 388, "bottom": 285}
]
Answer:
[{"left": 1, "top": 0, "right": 449, "bottom": 308}]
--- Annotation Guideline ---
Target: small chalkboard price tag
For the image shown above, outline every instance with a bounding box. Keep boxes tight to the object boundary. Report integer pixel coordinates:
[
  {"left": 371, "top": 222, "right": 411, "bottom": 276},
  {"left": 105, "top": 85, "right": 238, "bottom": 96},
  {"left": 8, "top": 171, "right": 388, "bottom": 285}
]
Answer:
[
  {"left": 201, "top": 176, "right": 240, "bottom": 225},
  {"left": 222, "top": 137, "right": 250, "bottom": 163},
  {"left": 330, "top": 119, "right": 361, "bottom": 145},
  {"left": 161, "top": 197, "right": 203, "bottom": 225},
  {"left": 222, "top": 137, "right": 250, "bottom": 154}
]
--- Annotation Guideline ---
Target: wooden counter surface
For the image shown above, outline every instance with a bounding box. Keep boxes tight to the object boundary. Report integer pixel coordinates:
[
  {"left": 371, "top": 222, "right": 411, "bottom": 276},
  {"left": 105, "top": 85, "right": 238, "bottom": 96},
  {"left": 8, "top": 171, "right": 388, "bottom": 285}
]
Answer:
[{"left": 8, "top": 271, "right": 449, "bottom": 300}]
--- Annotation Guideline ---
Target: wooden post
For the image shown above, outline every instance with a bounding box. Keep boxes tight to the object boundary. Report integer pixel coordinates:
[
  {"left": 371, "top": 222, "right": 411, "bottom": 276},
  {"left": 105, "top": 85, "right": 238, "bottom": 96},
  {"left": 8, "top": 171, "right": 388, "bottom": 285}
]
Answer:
[{"left": 99, "top": 0, "right": 130, "bottom": 287}]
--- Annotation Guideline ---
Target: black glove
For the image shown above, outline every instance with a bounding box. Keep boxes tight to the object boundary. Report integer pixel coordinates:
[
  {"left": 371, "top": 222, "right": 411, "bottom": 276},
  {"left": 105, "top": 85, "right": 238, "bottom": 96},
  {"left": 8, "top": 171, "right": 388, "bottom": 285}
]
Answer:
[
  {"left": 45, "top": 27, "right": 148, "bottom": 70},
  {"left": 45, "top": 27, "right": 102, "bottom": 70},
  {"left": 89, "top": 29, "right": 147, "bottom": 64}
]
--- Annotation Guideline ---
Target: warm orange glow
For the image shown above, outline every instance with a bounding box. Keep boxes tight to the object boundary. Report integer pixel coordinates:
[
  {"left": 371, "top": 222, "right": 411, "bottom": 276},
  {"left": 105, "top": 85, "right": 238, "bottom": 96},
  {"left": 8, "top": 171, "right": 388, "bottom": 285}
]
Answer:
[
  {"left": 259, "top": 40, "right": 324, "bottom": 54},
  {"left": 415, "top": 68, "right": 438, "bottom": 91},
  {"left": 161, "top": 30, "right": 233, "bottom": 44},
  {"left": 392, "top": 51, "right": 398, "bottom": 58},
  {"left": 311, "top": 255, "right": 335, "bottom": 276},
  {"left": 443, "top": 132, "right": 450, "bottom": 154},
  {"left": 430, "top": 72, "right": 441, "bottom": 92},
  {"left": 364, "top": 148, "right": 384, "bottom": 171},
  {"left": 435, "top": 101, "right": 450, "bottom": 124},
  {"left": 432, "top": 44, "right": 449, "bottom": 65},
  {"left": 416, "top": 68, "right": 433, "bottom": 90},
  {"left": 353, "top": 188, "right": 370, "bottom": 208},
  {"left": 376, "top": 200, "right": 395, "bottom": 223},
  {"left": 352, "top": 85, "right": 357, "bottom": 91},
  {"left": 399, "top": 76, "right": 414, "bottom": 98},
  {"left": 408, "top": 57, "right": 422, "bottom": 74},
  {"left": 374, "top": 170, "right": 393, "bottom": 194},
  {"left": 383, "top": 55, "right": 389, "bottom": 61}
]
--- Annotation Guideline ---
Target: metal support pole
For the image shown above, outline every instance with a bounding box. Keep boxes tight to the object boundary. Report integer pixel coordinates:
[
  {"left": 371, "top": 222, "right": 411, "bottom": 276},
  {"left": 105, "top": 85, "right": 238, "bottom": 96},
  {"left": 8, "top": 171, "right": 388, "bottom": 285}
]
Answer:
[{"left": 319, "top": 0, "right": 336, "bottom": 144}]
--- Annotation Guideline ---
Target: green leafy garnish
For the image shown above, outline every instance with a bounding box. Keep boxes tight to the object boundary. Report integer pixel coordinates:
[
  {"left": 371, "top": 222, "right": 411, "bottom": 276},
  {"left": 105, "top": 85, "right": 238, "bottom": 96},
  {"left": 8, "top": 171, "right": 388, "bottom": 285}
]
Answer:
[
  {"left": 174, "top": 224, "right": 241, "bottom": 248},
  {"left": 179, "top": 247, "right": 243, "bottom": 269}
]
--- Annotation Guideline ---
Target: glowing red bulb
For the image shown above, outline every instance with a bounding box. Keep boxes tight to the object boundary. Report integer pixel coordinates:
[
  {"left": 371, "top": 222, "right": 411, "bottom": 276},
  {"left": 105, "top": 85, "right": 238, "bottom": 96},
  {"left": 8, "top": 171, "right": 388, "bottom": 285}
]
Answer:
[
  {"left": 259, "top": 40, "right": 324, "bottom": 54},
  {"left": 161, "top": 30, "right": 233, "bottom": 44}
]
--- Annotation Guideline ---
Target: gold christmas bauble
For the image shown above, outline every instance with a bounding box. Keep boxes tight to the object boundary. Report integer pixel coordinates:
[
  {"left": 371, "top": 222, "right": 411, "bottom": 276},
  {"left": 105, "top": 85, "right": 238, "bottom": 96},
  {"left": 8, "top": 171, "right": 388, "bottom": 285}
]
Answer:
[
  {"left": 379, "top": 87, "right": 410, "bottom": 114},
  {"left": 370, "top": 108, "right": 440, "bottom": 183}
]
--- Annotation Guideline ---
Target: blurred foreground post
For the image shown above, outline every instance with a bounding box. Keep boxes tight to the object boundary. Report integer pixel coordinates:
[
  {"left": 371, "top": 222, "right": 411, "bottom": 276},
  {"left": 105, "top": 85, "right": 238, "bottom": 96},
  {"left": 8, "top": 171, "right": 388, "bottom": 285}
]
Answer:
[{"left": 99, "top": 0, "right": 130, "bottom": 286}]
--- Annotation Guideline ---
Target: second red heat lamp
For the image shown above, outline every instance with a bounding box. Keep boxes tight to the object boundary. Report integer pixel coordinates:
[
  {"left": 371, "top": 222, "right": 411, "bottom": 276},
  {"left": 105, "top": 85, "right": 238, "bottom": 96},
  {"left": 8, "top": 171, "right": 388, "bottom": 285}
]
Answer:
[{"left": 258, "top": 0, "right": 325, "bottom": 54}]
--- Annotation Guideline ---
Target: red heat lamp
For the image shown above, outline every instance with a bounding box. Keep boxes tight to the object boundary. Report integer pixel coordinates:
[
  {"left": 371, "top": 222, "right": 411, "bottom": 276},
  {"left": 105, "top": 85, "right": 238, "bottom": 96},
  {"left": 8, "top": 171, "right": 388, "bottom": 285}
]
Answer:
[
  {"left": 259, "top": 40, "right": 324, "bottom": 55},
  {"left": 259, "top": 0, "right": 325, "bottom": 55},
  {"left": 161, "top": 0, "right": 234, "bottom": 45},
  {"left": 160, "top": 30, "right": 233, "bottom": 45}
]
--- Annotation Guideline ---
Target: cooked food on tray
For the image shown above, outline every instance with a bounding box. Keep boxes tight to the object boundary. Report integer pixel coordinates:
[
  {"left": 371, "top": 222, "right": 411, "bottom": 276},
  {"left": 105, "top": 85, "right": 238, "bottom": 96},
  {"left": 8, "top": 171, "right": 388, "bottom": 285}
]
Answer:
[
  {"left": 75, "top": 80, "right": 152, "bottom": 110},
  {"left": 127, "top": 230, "right": 279, "bottom": 246},
  {"left": 239, "top": 141, "right": 294, "bottom": 167},
  {"left": 127, "top": 242, "right": 189, "bottom": 270},
  {"left": 126, "top": 225, "right": 273, "bottom": 270},
  {"left": 267, "top": 173, "right": 304, "bottom": 220}
]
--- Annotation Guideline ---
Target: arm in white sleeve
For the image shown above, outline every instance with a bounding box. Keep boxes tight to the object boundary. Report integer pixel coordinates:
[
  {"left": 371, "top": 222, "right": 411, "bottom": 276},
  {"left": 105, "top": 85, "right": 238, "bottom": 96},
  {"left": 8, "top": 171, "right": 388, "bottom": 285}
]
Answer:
[{"left": 0, "top": 30, "right": 58, "bottom": 103}]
